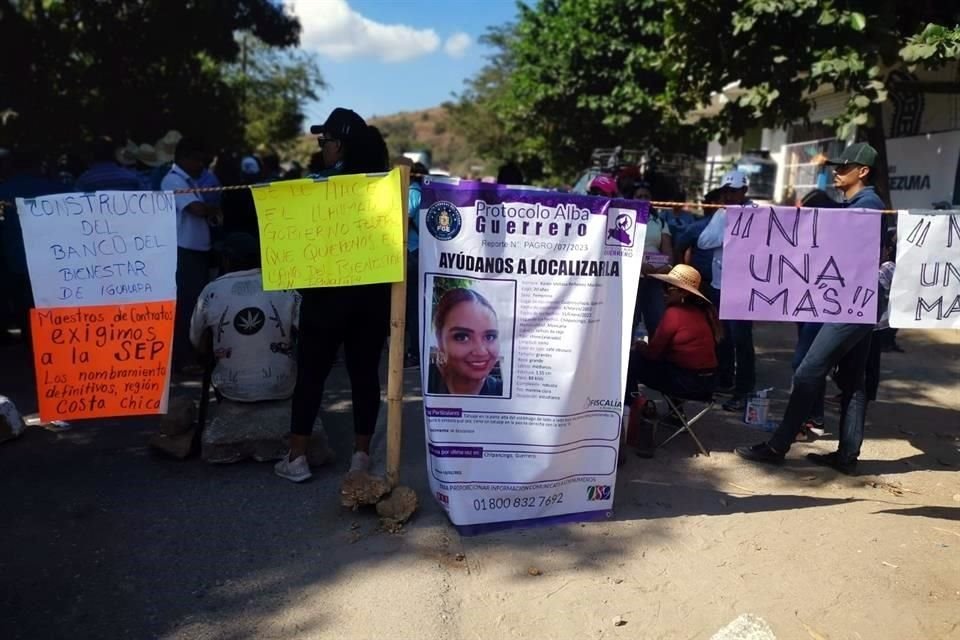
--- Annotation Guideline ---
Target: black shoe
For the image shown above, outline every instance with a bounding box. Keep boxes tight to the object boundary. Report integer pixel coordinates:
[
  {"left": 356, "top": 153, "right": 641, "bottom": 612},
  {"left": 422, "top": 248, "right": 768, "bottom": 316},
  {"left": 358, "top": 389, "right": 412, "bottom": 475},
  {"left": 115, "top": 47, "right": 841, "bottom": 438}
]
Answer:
[
  {"left": 735, "top": 442, "right": 785, "bottom": 465},
  {"left": 806, "top": 452, "right": 858, "bottom": 475},
  {"left": 722, "top": 396, "right": 747, "bottom": 412}
]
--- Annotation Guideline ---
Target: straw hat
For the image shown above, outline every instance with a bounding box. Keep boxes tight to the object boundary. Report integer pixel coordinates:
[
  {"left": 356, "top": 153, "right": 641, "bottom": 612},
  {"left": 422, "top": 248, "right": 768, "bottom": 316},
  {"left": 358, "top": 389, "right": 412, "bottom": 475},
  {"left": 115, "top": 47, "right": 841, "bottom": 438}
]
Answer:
[
  {"left": 136, "top": 143, "right": 164, "bottom": 167},
  {"left": 155, "top": 129, "right": 182, "bottom": 163},
  {"left": 650, "top": 264, "right": 711, "bottom": 303},
  {"left": 115, "top": 140, "right": 138, "bottom": 166}
]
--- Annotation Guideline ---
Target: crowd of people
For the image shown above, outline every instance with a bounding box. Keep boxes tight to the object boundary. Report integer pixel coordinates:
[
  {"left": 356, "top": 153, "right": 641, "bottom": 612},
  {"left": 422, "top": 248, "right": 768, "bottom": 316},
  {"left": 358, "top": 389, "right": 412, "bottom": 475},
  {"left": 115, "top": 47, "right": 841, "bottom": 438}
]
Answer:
[
  {"left": 594, "top": 143, "right": 900, "bottom": 474},
  {"left": 0, "top": 105, "right": 904, "bottom": 482}
]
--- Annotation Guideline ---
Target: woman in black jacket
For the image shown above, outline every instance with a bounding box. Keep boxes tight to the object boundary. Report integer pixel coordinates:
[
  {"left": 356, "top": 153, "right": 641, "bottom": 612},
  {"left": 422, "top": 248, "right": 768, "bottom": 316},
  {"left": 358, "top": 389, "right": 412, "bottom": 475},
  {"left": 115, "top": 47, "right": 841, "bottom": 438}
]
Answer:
[{"left": 275, "top": 108, "right": 391, "bottom": 483}]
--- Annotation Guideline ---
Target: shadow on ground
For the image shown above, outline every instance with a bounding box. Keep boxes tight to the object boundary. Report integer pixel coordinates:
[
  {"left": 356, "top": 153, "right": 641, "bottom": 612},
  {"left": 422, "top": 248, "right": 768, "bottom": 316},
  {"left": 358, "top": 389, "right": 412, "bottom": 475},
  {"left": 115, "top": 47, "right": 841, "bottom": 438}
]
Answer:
[{"left": 1, "top": 323, "right": 957, "bottom": 638}]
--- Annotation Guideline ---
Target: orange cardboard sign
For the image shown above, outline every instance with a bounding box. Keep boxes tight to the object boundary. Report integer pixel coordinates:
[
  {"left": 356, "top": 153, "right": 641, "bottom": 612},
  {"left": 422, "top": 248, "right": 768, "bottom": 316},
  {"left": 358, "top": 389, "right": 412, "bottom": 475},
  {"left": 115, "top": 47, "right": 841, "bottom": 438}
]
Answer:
[{"left": 30, "top": 301, "right": 174, "bottom": 421}]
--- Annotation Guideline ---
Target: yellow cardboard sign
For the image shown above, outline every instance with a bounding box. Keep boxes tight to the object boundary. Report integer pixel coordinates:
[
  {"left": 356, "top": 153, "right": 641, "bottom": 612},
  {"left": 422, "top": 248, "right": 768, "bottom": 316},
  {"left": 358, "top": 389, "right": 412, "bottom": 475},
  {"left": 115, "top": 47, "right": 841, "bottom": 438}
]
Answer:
[{"left": 252, "top": 169, "right": 404, "bottom": 290}]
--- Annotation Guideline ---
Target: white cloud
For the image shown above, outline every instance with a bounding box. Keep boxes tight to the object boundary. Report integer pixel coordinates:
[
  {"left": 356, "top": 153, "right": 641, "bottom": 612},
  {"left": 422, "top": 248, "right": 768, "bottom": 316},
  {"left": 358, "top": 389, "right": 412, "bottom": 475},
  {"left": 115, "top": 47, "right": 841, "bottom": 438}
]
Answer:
[
  {"left": 443, "top": 32, "right": 472, "bottom": 58},
  {"left": 289, "top": 0, "right": 440, "bottom": 63}
]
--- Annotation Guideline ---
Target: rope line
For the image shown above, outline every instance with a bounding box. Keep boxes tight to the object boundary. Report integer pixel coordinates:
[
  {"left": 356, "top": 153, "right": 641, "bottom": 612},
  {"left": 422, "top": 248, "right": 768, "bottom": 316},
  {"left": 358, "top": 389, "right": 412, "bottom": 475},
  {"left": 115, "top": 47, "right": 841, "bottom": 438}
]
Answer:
[{"left": 0, "top": 184, "right": 944, "bottom": 216}]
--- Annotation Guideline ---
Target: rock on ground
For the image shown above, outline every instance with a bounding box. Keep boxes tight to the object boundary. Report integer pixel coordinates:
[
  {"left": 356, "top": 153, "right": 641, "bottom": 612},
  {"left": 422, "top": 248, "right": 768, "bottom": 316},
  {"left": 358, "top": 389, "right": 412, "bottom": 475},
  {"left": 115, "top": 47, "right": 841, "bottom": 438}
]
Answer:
[
  {"left": 0, "top": 396, "right": 26, "bottom": 443},
  {"left": 376, "top": 485, "right": 418, "bottom": 531},
  {"left": 340, "top": 471, "right": 390, "bottom": 508},
  {"left": 711, "top": 614, "right": 777, "bottom": 640},
  {"left": 201, "top": 399, "right": 333, "bottom": 466}
]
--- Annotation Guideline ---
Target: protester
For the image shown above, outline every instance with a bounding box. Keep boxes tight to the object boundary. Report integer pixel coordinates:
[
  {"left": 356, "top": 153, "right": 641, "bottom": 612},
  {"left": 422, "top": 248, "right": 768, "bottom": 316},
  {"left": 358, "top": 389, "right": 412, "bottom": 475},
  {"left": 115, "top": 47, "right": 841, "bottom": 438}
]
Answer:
[
  {"left": 405, "top": 162, "right": 428, "bottom": 369},
  {"left": 588, "top": 174, "right": 618, "bottom": 197},
  {"left": 790, "top": 189, "right": 841, "bottom": 440},
  {"left": 697, "top": 171, "right": 756, "bottom": 410},
  {"left": 736, "top": 143, "right": 886, "bottom": 475},
  {"left": 0, "top": 149, "right": 65, "bottom": 342},
  {"left": 634, "top": 182, "right": 673, "bottom": 337},
  {"left": 74, "top": 136, "right": 142, "bottom": 191},
  {"left": 275, "top": 108, "right": 392, "bottom": 483},
  {"left": 496, "top": 162, "right": 525, "bottom": 185},
  {"left": 220, "top": 154, "right": 261, "bottom": 238},
  {"left": 427, "top": 288, "right": 503, "bottom": 396},
  {"left": 135, "top": 143, "right": 164, "bottom": 188},
  {"left": 259, "top": 149, "right": 283, "bottom": 181},
  {"left": 674, "top": 188, "right": 723, "bottom": 285},
  {"left": 866, "top": 238, "right": 898, "bottom": 402},
  {"left": 161, "top": 136, "right": 220, "bottom": 373},
  {"left": 625, "top": 265, "right": 721, "bottom": 454},
  {"left": 189, "top": 232, "right": 300, "bottom": 402}
]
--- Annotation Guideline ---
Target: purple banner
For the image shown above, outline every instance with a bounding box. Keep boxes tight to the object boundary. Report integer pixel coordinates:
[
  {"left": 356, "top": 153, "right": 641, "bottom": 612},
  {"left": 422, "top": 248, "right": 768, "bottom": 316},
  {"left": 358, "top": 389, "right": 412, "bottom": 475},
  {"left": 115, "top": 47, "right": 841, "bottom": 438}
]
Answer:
[{"left": 720, "top": 206, "right": 881, "bottom": 324}]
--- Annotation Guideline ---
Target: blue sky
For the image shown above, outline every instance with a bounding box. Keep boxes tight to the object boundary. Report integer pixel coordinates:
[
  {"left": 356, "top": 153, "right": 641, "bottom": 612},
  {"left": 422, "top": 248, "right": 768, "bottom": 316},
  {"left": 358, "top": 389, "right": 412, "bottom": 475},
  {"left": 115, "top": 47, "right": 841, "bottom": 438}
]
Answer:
[{"left": 290, "top": 0, "right": 520, "bottom": 126}]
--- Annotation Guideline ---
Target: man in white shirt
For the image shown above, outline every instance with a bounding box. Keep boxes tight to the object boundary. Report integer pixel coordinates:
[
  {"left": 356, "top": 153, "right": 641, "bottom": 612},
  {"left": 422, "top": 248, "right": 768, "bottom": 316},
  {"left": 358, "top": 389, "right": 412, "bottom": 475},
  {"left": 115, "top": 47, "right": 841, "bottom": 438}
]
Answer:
[
  {"left": 697, "top": 170, "right": 756, "bottom": 411},
  {"left": 190, "top": 233, "right": 300, "bottom": 402},
  {"left": 161, "top": 137, "right": 219, "bottom": 373}
]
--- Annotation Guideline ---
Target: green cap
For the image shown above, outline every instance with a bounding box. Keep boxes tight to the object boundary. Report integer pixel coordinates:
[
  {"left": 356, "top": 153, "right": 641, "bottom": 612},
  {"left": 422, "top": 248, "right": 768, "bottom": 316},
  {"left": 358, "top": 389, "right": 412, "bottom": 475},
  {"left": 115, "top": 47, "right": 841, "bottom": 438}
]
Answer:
[{"left": 826, "top": 142, "right": 878, "bottom": 168}]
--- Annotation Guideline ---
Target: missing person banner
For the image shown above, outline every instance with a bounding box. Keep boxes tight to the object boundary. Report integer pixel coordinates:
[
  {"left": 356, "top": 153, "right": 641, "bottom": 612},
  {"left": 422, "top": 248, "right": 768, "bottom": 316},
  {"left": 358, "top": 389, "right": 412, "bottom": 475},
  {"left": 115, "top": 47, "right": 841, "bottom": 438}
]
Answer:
[
  {"left": 719, "top": 206, "right": 881, "bottom": 324},
  {"left": 251, "top": 169, "right": 404, "bottom": 290},
  {"left": 418, "top": 179, "right": 645, "bottom": 534},
  {"left": 890, "top": 211, "right": 960, "bottom": 328},
  {"left": 16, "top": 191, "right": 177, "bottom": 308}
]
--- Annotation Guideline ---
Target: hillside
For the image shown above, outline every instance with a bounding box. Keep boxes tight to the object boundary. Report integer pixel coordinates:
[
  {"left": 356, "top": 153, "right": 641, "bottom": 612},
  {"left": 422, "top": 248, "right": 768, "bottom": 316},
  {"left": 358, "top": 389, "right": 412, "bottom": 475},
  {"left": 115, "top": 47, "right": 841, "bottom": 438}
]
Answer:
[{"left": 369, "top": 106, "right": 484, "bottom": 177}]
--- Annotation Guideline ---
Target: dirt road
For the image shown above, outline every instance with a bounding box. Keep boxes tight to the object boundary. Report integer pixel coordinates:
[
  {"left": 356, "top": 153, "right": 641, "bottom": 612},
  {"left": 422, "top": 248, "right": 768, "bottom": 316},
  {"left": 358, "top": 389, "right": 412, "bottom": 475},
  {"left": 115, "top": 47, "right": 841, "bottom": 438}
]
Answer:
[{"left": 2, "top": 325, "right": 958, "bottom": 639}]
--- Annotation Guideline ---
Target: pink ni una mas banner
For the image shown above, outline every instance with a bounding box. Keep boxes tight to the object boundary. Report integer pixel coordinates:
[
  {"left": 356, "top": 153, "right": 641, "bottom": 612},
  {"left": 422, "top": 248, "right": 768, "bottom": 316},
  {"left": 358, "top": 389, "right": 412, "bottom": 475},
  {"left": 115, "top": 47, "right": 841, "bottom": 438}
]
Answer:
[{"left": 719, "top": 206, "right": 881, "bottom": 325}]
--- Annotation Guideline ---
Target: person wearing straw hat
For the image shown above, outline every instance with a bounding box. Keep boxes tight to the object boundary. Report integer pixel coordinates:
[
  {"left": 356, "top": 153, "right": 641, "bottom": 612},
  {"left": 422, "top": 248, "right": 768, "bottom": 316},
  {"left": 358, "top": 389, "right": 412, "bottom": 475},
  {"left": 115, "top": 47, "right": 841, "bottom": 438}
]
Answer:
[
  {"left": 625, "top": 264, "right": 721, "bottom": 406},
  {"left": 75, "top": 136, "right": 142, "bottom": 192}
]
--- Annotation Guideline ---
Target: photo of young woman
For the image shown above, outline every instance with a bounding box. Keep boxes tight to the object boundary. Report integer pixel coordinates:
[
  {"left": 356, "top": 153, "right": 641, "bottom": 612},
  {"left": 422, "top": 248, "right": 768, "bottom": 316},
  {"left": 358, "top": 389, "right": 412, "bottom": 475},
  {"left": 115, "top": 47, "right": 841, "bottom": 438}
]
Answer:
[{"left": 427, "top": 287, "right": 505, "bottom": 397}]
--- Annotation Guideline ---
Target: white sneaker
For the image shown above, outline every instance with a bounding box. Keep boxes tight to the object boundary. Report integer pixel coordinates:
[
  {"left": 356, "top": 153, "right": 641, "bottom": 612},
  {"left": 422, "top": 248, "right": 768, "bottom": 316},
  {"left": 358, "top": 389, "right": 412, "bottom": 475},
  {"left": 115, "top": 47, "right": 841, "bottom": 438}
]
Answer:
[
  {"left": 349, "top": 451, "right": 370, "bottom": 473},
  {"left": 274, "top": 454, "right": 312, "bottom": 483}
]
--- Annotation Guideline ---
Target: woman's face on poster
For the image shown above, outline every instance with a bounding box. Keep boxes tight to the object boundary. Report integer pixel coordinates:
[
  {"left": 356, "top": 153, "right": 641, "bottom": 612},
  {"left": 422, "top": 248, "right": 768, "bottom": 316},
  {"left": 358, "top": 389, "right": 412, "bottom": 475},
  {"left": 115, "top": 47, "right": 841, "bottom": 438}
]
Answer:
[{"left": 440, "top": 301, "right": 500, "bottom": 382}]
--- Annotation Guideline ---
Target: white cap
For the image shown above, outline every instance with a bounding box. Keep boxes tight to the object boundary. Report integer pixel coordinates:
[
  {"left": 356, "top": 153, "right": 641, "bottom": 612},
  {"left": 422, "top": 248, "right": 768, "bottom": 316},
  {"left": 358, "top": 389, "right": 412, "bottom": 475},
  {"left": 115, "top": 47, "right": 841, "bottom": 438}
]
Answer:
[
  {"left": 720, "top": 170, "right": 749, "bottom": 190},
  {"left": 240, "top": 156, "right": 261, "bottom": 176}
]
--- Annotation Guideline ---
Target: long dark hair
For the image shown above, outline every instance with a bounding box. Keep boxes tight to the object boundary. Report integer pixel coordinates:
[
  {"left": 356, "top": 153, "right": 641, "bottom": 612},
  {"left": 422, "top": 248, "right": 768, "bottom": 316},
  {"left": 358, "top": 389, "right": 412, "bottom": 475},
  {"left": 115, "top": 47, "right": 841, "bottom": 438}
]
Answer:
[
  {"left": 342, "top": 125, "right": 389, "bottom": 174},
  {"left": 680, "top": 293, "right": 723, "bottom": 344},
  {"left": 433, "top": 288, "right": 497, "bottom": 344}
]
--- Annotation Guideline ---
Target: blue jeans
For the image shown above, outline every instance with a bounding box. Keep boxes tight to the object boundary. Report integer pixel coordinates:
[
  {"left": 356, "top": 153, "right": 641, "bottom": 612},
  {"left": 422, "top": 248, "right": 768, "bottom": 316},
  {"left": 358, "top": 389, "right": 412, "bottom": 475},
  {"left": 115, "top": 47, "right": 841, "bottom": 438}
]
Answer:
[
  {"left": 768, "top": 322, "right": 873, "bottom": 461},
  {"left": 633, "top": 277, "right": 666, "bottom": 337},
  {"left": 794, "top": 322, "right": 825, "bottom": 422},
  {"left": 708, "top": 287, "right": 755, "bottom": 395}
]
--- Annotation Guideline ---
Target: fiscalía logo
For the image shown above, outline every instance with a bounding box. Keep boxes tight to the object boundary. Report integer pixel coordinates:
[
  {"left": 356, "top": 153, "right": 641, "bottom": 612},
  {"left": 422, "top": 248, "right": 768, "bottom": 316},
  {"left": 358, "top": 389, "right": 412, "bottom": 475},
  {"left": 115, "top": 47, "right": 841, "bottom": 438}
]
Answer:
[
  {"left": 586, "top": 485, "right": 612, "bottom": 501},
  {"left": 425, "top": 201, "right": 462, "bottom": 241},
  {"left": 584, "top": 396, "right": 623, "bottom": 410}
]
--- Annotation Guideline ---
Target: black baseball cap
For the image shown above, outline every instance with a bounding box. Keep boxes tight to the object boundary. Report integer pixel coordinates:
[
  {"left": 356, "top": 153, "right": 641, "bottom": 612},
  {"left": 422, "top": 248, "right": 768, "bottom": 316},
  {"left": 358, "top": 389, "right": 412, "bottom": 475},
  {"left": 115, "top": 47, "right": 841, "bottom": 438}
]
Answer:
[
  {"left": 826, "top": 142, "right": 878, "bottom": 168},
  {"left": 309, "top": 108, "right": 367, "bottom": 140}
]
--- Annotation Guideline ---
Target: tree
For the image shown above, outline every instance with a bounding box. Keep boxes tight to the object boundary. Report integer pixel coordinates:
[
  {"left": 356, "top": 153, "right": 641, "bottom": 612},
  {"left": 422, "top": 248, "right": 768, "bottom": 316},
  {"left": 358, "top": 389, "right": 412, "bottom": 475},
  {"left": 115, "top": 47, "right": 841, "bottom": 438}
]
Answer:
[
  {"left": 0, "top": 0, "right": 305, "bottom": 154},
  {"left": 661, "top": 0, "right": 960, "bottom": 203},
  {"left": 451, "top": 1, "right": 698, "bottom": 182},
  {"left": 225, "top": 35, "right": 325, "bottom": 150}
]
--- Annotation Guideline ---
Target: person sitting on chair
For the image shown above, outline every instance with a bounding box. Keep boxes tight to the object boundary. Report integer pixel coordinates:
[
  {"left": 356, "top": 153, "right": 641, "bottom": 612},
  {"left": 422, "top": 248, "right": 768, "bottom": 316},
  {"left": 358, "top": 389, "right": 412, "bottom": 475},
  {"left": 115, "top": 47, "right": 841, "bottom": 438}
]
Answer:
[{"left": 625, "top": 265, "right": 721, "bottom": 455}]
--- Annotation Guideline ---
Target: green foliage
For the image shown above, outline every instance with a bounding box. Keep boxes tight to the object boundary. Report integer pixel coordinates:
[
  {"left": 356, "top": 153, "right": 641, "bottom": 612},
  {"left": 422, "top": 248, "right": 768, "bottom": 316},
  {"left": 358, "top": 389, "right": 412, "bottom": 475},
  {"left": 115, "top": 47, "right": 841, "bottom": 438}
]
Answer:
[
  {"left": 663, "top": 1, "right": 960, "bottom": 141},
  {"left": 377, "top": 117, "right": 417, "bottom": 160},
  {"left": 225, "top": 36, "right": 325, "bottom": 150},
  {"left": 1, "top": 0, "right": 313, "bottom": 154}
]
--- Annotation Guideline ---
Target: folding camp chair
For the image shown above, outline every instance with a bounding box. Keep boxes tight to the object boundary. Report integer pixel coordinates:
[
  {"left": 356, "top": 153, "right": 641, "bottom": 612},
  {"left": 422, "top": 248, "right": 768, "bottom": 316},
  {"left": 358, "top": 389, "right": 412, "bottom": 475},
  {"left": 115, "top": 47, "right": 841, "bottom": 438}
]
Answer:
[{"left": 650, "top": 390, "right": 715, "bottom": 457}]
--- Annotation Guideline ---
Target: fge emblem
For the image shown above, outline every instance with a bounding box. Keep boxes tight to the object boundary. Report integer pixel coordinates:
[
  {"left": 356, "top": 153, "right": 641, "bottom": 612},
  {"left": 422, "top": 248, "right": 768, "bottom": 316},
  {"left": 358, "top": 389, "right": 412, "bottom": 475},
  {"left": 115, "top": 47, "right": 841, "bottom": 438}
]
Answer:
[
  {"left": 425, "top": 201, "right": 462, "bottom": 240},
  {"left": 586, "top": 485, "right": 612, "bottom": 501}
]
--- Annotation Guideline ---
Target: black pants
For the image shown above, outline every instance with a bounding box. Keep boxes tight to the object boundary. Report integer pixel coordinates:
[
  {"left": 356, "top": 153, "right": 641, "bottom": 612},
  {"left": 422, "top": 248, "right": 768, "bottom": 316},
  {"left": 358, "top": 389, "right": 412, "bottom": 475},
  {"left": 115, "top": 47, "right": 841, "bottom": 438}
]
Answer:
[
  {"left": 625, "top": 354, "right": 715, "bottom": 402},
  {"left": 174, "top": 248, "right": 210, "bottom": 369},
  {"left": 865, "top": 331, "right": 882, "bottom": 402},
  {"left": 290, "top": 323, "right": 385, "bottom": 437}
]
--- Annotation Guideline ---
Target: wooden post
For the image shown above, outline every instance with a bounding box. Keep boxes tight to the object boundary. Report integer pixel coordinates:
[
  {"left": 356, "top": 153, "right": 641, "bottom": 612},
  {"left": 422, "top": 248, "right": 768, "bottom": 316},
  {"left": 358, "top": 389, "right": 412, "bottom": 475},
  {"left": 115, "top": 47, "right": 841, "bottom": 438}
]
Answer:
[{"left": 386, "top": 166, "right": 410, "bottom": 487}]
